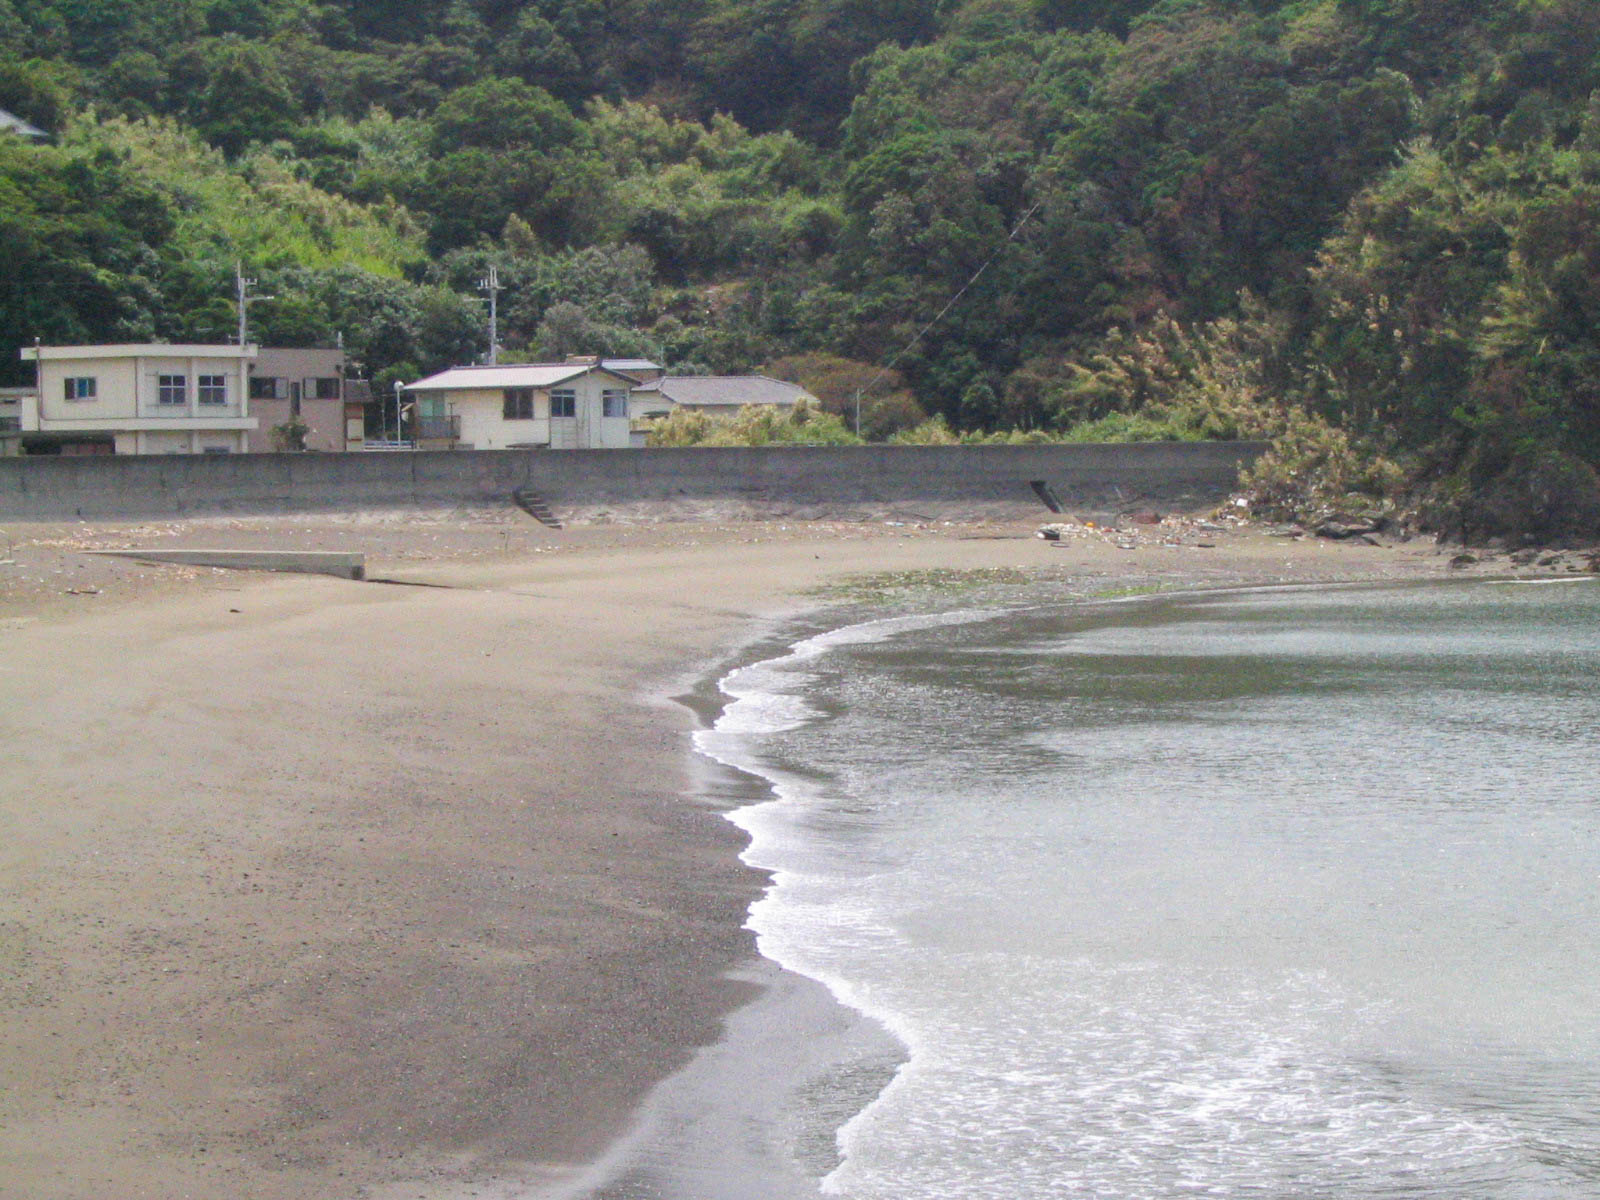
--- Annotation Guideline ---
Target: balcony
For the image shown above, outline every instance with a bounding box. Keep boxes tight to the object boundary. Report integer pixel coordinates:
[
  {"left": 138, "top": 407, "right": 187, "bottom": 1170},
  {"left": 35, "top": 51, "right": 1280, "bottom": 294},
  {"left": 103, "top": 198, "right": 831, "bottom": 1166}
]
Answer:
[{"left": 413, "top": 414, "right": 461, "bottom": 442}]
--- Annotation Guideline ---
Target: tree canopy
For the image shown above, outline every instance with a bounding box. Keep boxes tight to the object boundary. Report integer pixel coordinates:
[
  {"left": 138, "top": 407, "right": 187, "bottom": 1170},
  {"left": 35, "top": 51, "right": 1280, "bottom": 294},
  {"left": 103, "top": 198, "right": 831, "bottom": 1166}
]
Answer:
[{"left": 4, "top": 0, "right": 1600, "bottom": 534}]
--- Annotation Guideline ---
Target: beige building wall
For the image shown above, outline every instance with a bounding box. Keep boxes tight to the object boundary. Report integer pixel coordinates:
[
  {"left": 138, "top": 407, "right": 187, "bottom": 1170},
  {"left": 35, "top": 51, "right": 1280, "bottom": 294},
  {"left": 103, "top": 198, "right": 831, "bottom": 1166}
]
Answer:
[
  {"left": 430, "top": 370, "right": 635, "bottom": 450},
  {"left": 453, "top": 387, "right": 546, "bottom": 449},
  {"left": 17, "top": 345, "right": 257, "bottom": 455}
]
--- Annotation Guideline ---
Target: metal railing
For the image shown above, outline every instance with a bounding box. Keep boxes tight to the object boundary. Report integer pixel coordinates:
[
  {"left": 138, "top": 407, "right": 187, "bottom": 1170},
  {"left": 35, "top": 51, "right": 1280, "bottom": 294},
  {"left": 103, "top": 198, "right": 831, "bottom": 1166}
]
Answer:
[{"left": 413, "top": 414, "right": 461, "bottom": 441}]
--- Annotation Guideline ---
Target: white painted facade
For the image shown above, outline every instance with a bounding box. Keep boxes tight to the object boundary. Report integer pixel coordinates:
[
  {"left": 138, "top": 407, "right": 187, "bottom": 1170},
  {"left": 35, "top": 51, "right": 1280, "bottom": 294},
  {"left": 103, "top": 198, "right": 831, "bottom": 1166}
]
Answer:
[
  {"left": 402, "top": 363, "right": 637, "bottom": 450},
  {"left": 16, "top": 344, "right": 258, "bottom": 454}
]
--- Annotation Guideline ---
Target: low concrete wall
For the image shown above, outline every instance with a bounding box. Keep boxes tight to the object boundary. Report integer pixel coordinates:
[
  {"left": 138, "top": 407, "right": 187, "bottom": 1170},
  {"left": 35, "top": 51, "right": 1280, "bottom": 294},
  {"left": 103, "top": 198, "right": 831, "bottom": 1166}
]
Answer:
[{"left": 0, "top": 442, "right": 1267, "bottom": 521}]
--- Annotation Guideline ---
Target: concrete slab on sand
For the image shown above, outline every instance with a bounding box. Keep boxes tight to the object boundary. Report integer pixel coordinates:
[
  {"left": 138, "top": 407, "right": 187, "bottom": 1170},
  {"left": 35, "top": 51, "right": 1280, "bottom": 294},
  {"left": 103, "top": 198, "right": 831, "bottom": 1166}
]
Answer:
[{"left": 87, "top": 548, "right": 366, "bottom": 580}]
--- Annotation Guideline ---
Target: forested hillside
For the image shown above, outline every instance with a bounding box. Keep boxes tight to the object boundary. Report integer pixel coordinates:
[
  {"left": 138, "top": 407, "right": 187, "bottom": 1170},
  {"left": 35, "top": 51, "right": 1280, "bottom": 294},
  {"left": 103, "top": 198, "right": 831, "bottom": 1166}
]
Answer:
[{"left": 4, "top": 0, "right": 1600, "bottom": 536}]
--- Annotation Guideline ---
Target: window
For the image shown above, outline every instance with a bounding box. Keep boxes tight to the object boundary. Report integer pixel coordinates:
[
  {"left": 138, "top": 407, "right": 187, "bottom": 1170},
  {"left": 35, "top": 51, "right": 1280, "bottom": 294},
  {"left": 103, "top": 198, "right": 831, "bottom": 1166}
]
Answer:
[
  {"left": 549, "top": 388, "right": 576, "bottom": 418},
  {"left": 312, "top": 377, "right": 341, "bottom": 400},
  {"left": 249, "top": 375, "right": 280, "bottom": 400},
  {"left": 158, "top": 375, "right": 187, "bottom": 405},
  {"left": 64, "top": 377, "right": 97, "bottom": 401},
  {"left": 503, "top": 387, "right": 535, "bottom": 420},
  {"left": 197, "top": 375, "right": 227, "bottom": 405},
  {"left": 202, "top": 445, "right": 232, "bottom": 455},
  {"left": 602, "top": 389, "right": 629, "bottom": 418}
]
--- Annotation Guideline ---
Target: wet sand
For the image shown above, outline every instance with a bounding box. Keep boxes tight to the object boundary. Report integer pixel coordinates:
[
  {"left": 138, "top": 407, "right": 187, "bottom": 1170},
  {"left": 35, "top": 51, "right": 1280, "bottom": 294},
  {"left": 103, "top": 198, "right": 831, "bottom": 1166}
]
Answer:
[{"left": 0, "top": 510, "right": 1476, "bottom": 1198}]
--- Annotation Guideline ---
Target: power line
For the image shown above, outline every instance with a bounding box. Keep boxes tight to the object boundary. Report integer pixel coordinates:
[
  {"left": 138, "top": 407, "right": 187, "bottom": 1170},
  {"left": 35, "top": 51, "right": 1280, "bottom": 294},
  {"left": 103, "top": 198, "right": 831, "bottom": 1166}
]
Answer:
[{"left": 854, "top": 200, "right": 1043, "bottom": 434}]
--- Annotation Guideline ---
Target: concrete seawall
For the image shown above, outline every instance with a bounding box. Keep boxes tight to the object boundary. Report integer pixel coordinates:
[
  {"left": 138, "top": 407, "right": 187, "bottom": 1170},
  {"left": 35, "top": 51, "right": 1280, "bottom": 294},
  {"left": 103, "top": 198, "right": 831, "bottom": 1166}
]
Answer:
[{"left": 0, "top": 442, "right": 1267, "bottom": 521}]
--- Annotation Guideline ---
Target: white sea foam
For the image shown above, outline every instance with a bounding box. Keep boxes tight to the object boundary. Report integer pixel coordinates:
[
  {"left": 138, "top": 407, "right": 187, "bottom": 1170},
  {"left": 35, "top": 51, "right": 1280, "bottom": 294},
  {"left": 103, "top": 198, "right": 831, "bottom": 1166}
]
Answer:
[{"left": 691, "top": 583, "right": 1600, "bottom": 1200}]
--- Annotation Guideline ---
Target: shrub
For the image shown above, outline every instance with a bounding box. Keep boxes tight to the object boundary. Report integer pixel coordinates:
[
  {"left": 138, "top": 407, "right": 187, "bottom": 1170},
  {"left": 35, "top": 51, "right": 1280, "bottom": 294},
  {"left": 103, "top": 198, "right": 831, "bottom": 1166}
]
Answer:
[
  {"left": 1425, "top": 443, "right": 1600, "bottom": 543},
  {"left": 644, "top": 399, "right": 862, "bottom": 446}
]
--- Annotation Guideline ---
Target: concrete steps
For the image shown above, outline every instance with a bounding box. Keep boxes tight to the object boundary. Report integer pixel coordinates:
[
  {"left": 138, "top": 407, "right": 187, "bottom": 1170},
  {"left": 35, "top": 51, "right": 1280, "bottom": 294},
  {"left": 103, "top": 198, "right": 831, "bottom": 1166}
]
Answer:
[{"left": 512, "top": 486, "right": 563, "bottom": 529}]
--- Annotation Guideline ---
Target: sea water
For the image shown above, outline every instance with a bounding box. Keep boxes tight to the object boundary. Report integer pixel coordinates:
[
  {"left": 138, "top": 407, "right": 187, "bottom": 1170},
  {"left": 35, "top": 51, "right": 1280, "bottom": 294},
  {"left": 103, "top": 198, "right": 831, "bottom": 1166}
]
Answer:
[
  {"left": 582, "top": 579, "right": 1600, "bottom": 1199},
  {"left": 676, "top": 579, "right": 1600, "bottom": 1200}
]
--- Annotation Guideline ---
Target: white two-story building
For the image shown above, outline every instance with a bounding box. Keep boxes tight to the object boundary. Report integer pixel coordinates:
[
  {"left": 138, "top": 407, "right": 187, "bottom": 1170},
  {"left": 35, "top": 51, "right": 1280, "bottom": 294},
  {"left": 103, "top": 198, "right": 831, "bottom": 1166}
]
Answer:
[{"left": 13, "top": 344, "right": 259, "bottom": 455}]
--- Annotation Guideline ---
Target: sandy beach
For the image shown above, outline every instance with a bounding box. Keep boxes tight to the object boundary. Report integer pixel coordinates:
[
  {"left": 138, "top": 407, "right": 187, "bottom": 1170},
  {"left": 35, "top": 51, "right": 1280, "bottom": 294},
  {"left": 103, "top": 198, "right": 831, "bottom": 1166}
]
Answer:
[{"left": 0, "top": 506, "right": 1547, "bottom": 1198}]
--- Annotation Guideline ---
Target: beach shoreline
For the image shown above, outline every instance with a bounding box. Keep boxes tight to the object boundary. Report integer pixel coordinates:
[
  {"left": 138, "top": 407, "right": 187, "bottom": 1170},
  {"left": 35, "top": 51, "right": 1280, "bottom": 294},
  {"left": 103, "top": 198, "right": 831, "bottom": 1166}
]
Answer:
[{"left": 0, "top": 508, "right": 1541, "bottom": 1199}]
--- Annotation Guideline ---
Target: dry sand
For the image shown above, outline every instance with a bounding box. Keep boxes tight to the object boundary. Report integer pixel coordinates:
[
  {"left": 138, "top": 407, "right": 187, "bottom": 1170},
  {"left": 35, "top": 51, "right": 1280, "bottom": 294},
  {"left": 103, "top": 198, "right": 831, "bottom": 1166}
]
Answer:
[{"left": 0, "top": 508, "right": 1525, "bottom": 1198}]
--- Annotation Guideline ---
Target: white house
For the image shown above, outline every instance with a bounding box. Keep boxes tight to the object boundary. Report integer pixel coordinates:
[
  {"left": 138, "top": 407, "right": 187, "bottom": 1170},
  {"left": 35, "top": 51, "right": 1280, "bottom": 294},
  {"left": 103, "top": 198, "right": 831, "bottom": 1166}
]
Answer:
[
  {"left": 14, "top": 344, "right": 259, "bottom": 455},
  {"left": 401, "top": 361, "right": 642, "bottom": 450}
]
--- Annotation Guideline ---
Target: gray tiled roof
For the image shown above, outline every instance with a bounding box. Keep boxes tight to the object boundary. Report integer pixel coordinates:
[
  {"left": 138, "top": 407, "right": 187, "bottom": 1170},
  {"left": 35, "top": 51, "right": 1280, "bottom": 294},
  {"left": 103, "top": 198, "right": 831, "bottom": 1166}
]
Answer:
[{"left": 645, "top": 375, "right": 815, "bottom": 408}]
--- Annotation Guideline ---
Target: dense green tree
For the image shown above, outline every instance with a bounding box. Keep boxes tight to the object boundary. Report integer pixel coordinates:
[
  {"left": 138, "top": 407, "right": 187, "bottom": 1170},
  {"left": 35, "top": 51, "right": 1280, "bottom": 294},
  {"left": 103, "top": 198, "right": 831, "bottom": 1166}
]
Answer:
[
  {"left": 0, "top": 138, "right": 173, "bottom": 383},
  {"left": 178, "top": 38, "right": 300, "bottom": 156},
  {"left": 2, "top": 0, "right": 1600, "bottom": 533}
]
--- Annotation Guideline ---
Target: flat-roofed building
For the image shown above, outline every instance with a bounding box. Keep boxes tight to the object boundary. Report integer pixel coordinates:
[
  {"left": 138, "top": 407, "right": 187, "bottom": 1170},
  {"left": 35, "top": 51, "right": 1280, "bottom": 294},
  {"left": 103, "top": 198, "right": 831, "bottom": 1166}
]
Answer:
[
  {"left": 246, "top": 347, "right": 348, "bottom": 453},
  {"left": 15, "top": 344, "right": 258, "bottom": 456}
]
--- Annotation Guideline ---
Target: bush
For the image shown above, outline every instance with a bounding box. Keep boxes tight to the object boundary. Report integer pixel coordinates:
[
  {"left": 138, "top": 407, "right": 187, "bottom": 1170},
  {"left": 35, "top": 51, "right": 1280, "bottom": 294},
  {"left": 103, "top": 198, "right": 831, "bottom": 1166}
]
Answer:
[
  {"left": 1238, "top": 408, "right": 1404, "bottom": 524},
  {"left": 1425, "top": 443, "right": 1600, "bottom": 543},
  {"left": 890, "top": 415, "right": 961, "bottom": 444},
  {"left": 644, "top": 399, "right": 862, "bottom": 446}
]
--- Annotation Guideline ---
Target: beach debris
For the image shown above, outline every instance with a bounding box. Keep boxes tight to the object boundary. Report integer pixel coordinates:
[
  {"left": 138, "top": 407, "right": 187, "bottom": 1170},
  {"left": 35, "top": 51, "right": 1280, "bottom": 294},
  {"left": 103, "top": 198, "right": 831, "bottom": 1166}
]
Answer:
[
  {"left": 1036, "top": 512, "right": 1239, "bottom": 551},
  {"left": 1314, "top": 515, "right": 1389, "bottom": 541}
]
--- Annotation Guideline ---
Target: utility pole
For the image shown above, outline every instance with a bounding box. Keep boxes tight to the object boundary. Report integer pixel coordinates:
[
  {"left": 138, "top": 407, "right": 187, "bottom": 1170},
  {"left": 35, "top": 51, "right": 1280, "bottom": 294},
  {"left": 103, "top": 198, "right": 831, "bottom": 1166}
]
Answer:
[
  {"left": 478, "top": 265, "right": 501, "bottom": 365},
  {"left": 235, "top": 263, "right": 273, "bottom": 345}
]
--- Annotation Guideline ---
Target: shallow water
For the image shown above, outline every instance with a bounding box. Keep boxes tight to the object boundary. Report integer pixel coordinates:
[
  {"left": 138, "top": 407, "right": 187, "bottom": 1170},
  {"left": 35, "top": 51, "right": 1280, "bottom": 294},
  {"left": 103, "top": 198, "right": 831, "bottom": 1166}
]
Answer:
[{"left": 608, "top": 579, "right": 1600, "bottom": 1199}]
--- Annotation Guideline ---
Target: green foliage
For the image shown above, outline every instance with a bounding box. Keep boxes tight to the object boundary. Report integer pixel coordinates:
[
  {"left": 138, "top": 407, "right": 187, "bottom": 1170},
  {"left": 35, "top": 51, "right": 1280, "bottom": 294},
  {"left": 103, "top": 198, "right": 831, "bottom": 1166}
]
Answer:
[
  {"left": 646, "top": 398, "right": 862, "bottom": 446},
  {"left": 59, "top": 116, "right": 425, "bottom": 287},
  {"left": 0, "top": 134, "right": 174, "bottom": 376},
  {"left": 0, "top": 0, "right": 1598, "bottom": 537},
  {"left": 429, "top": 78, "right": 580, "bottom": 154},
  {"left": 271, "top": 415, "right": 310, "bottom": 451},
  {"left": 0, "top": 57, "right": 76, "bottom": 131},
  {"left": 763, "top": 352, "right": 926, "bottom": 438},
  {"left": 172, "top": 37, "right": 302, "bottom": 157}
]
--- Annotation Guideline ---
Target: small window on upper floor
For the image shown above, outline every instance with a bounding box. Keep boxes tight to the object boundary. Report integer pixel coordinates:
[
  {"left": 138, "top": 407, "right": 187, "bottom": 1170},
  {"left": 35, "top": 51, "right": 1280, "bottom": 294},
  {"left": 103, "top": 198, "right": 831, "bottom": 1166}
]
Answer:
[
  {"left": 158, "top": 375, "right": 187, "bottom": 405},
  {"left": 64, "top": 377, "right": 96, "bottom": 401},
  {"left": 602, "top": 389, "right": 629, "bottom": 418},
  {"left": 197, "top": 375, "right": 227, "bottom": 405},
  {"left": 249, "top": 375, "right": 280, "bottom": 400},
  {"left": 312, "top": 377, "right": 341, "bottom": 400}
]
